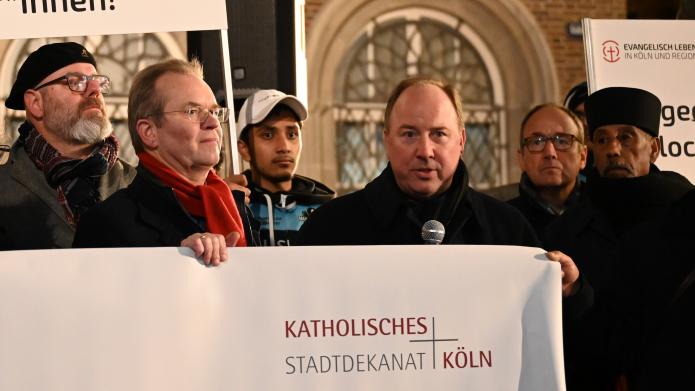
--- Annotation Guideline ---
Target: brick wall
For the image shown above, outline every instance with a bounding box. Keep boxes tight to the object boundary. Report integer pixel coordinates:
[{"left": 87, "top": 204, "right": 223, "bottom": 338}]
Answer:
[
  {"left": 519, "top": 0, "right": 626, "bottom": 98},
  {"left": 303, "top": 0, "right": 627, "bottom": 99}
]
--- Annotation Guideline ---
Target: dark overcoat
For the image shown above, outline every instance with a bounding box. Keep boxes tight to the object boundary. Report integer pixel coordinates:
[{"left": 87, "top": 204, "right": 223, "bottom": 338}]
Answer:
[
  {"left": 0, "top": 142, "right": 134, "bottom": 250},
  {"left": 297, "top": 163, "right": 540, "bottom": 247}
]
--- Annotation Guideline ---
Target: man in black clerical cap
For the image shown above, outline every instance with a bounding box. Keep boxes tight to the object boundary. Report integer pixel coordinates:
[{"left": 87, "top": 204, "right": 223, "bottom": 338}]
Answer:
[
  {"left": 587, "top": 87, "right": 663, "bottom": 179},
  {"left": 0, "top": 42, "right": 135, "bottom": 250},
  {"left": 545, "top": 86, "right": 693, "bottom": 391}
]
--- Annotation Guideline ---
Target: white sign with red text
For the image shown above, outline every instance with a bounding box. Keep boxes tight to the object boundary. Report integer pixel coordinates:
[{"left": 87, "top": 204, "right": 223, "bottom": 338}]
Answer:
[
  {"left": 0, "top": 246, "right": 565, "bottom": 390},
  {"left": 0, "top": 0, "right": 227, "bottom": 39},
  {"left": 583, "top": 19, "right": 695, "bottom": 181}
]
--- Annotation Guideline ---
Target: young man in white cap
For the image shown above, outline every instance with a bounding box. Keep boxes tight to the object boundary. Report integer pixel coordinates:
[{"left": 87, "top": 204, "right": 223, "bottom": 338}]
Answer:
[{"left": 236, "top": 89, "right": 334, "bottom": 246}]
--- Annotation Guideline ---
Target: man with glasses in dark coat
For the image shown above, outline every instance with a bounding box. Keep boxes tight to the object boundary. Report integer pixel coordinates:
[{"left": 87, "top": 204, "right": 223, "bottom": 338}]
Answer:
[
  {"left": 73, "top": 59, "right": 247, "bottom": 266},
  {"left": 509, "top": 104, "right": 587, "bottom": 237},
  {"left": 0, "top": 42, "right": 135, "bottom": 250}
]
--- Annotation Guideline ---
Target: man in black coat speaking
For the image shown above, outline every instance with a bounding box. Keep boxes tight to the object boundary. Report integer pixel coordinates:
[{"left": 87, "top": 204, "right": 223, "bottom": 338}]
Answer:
[
  {"left": 297, "top": 77, "right": 538, "bottom": 247},
  {"left": 296, "top": 76, "right": 585, "bottom": 299}
]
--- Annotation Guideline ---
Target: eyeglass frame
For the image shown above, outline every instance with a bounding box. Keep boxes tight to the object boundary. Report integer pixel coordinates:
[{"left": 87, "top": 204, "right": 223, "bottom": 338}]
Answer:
[
  {"left": 33, "top": 72, "right": 111, "bottom": 94},
  {"left": 521, "top": 133, "right": 583, "bottom": 153},
  {"left": 150, "top": 105, "right": 229, "bottom": 124}
]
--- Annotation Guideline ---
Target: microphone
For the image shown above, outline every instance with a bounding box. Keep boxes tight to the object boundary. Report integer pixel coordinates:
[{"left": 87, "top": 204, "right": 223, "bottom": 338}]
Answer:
[{"left": 421, "top": 220, "right": 445, "bottom": 245}]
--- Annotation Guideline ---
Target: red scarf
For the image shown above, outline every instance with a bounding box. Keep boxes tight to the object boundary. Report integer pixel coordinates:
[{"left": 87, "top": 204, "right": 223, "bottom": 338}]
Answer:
[{"left": 137, "top": 152, "right": 247, "bottom": 247}]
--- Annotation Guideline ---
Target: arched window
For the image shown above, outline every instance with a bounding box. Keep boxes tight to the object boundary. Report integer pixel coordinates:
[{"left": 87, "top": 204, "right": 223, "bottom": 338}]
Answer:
[
  {"left": 0, "top": 33, "right": 184, "bottom": 164},
  {"left": 332, "top": 8, "right": 506, "bottom": 193}
]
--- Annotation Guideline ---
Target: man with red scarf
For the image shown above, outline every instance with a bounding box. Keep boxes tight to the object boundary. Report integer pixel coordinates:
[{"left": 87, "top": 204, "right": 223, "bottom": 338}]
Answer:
[
  {"left": 73, "top": 59, "right": 247, "bottom": 265},
  {"left": 0, "top": 42, "right": 135, "bottom": 250}
]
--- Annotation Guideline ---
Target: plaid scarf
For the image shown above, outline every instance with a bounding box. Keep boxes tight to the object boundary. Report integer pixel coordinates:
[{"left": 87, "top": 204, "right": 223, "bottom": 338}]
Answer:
[{"left": 18, "top": 121, "right": 119, "bottom": 227}]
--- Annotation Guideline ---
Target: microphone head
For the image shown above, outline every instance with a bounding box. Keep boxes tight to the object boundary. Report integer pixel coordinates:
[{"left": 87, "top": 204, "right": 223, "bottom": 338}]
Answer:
[{"left": 421, "top": 220, "right": 445, "bottom": 244}]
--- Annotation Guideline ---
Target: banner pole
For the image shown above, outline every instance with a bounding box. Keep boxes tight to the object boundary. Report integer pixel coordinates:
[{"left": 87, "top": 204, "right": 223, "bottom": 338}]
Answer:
[
  {"left": 581, "top": 18, "right": 596, "bottom": 94},
  {"left": 219, "top": 28, "right": 241, "bottom": 175}
]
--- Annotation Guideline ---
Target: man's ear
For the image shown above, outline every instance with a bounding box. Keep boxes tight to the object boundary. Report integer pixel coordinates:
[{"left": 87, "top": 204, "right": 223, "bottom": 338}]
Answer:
[
  {"left": 238, "top": 139, "right": 252, "bottom": 163},
  {"left": 578, "top": 144, "right": 588, "bottom": 169},
  {"left": 649, "top": 136, "right": 660, "bottom": 163},
  {"left": 516, "top": 147, "right": 526, "bottom": 172},
  {"left": 23, "top": 90, "right": 44, "bottom": 119},
  {"left": 137, "top": 118, "right": 158, "bottom": 149}
]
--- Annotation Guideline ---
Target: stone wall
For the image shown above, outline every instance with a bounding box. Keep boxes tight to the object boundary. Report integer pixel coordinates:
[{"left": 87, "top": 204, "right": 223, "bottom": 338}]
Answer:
[{"left": 305, "top": 0, "right": 627, "bottom": 99}]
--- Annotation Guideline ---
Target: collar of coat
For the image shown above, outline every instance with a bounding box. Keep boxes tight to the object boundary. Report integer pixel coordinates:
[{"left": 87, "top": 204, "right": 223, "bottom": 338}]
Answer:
[
  {"left": 518, "top": 172, "right": 584, "bottom": 216},
  {"left": 362, "top": 161, "right": 473, "bottom": 234},
  {"left": 127, "top": 165, "right": 203, "bottom": 244},
  {"left": 558, "top": 164, "right": 694, "bottom": 241}
]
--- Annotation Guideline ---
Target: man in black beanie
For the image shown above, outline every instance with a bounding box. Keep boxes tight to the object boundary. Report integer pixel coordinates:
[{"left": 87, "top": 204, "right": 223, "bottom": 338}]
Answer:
[
  {"left": 545, "top": 86, "right": 693, "bottom": 391},
  {"left": 0, "top": 42, "right": 135, "bottom": 250}
]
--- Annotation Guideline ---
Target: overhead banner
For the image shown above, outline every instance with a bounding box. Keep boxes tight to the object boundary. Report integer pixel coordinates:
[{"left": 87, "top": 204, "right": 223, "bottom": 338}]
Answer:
[
  {"left": 0, "top": 246, "right": 565, "bottom": 391},
  {"left": 0, "top": 0, "right": 228, "bottom": 39},
  {"left": 583, "top": 19, "right": 695, "bottom": 181}
]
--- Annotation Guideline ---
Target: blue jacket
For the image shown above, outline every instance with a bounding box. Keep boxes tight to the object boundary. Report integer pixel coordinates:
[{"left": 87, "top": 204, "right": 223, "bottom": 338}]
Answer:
[{"left": 244, "top": 170, "right": 335, "bottom": 246}]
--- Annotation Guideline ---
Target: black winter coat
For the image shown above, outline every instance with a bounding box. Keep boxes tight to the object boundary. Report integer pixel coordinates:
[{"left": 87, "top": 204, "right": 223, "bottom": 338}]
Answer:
[
  {"left": 544, "top": 166, "right": 693, "bottom": 391},
  {"left": 73, "top": 166, "right": 255, "bottom": 247},
  {"left": 297, "top": 162, "right": 539, "bottom": 246},
  {"left": 613, "top": 189, "right": 695, "bottom": 390},
  {"left": 507, "top": 173, "right": 582, "bottom": 240}
]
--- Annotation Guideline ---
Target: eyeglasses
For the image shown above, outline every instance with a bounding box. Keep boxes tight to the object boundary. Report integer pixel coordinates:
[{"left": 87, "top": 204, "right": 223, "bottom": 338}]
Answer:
[
  {"left": 522, "top": 134, "right": 581, "bottom": 153},
  {"left": 157, "top": 106, "right": 229, "bottom": 124},
  {"left": 33, "top": 72, "right": 111, "bottom": 95}
]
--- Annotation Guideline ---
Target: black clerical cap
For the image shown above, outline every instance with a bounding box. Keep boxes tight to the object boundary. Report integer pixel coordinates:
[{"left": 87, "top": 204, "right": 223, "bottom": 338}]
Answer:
[
  {"left": 5, "top": 42, "right": 97, "bottom": 110},
  {"left": 586, "top": 87, "right": 662, "bottom": 139}
]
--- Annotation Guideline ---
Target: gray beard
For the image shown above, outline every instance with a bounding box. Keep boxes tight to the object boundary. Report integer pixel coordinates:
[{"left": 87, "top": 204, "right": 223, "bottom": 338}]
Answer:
[
  {"left": 41, "top": 91, "right": 112, "bottom": 145},
  {"left": 65, "top": 117, "right": 113, "bottom": 145}
]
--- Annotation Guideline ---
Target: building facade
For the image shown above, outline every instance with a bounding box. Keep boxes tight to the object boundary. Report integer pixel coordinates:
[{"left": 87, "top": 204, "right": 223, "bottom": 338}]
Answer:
[
  {"left": 300, "top": 0, "right": 625, "bottom": 193},
  {"left": 0, "top": 1, "right": 626, "bottom": 191}
]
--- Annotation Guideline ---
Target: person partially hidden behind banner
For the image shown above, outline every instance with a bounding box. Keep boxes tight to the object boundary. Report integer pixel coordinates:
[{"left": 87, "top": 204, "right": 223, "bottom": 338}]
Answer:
[
  {"left": 544, "top": 87, "right": 694, "bottom": 391},
  {"left": 508, "top": 104, "right": 587, "bottom": 238},
  {"left": 232, "top": 89, "right": 335, "bottom": 246},
  {"left": 0, "top": 42, "right": 135, "bottom": 250},
  {"left": 73, "top": 59, "right": 247, "bottom": 265},
  {"left": 296, "top": 76, "right": 589, "bottom": 301}
]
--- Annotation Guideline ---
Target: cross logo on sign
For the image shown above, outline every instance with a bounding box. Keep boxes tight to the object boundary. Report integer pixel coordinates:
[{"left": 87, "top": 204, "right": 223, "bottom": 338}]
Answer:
[
  {"left": 602, "top": 40, "right": 621, "bottom": 63},
  {"left": 408, "top": 317, "right": 458, "bottom": 369}
]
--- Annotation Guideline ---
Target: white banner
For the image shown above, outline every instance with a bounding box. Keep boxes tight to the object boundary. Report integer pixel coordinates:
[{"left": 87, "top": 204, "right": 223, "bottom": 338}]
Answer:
[
  {"left": 0, "top": 246, "right": 565, "bottom": 391},
  {"left": 0, "top": 0, "right": 228, "bottom": 39},
  {"left": 583, "top": 19, "right": 695, "bottom": 181}
]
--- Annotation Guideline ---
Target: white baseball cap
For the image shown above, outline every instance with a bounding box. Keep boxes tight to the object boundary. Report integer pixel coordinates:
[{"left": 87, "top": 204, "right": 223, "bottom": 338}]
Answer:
[{"left": 236, "top": 89, "right": 308, "bottom": 138}]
